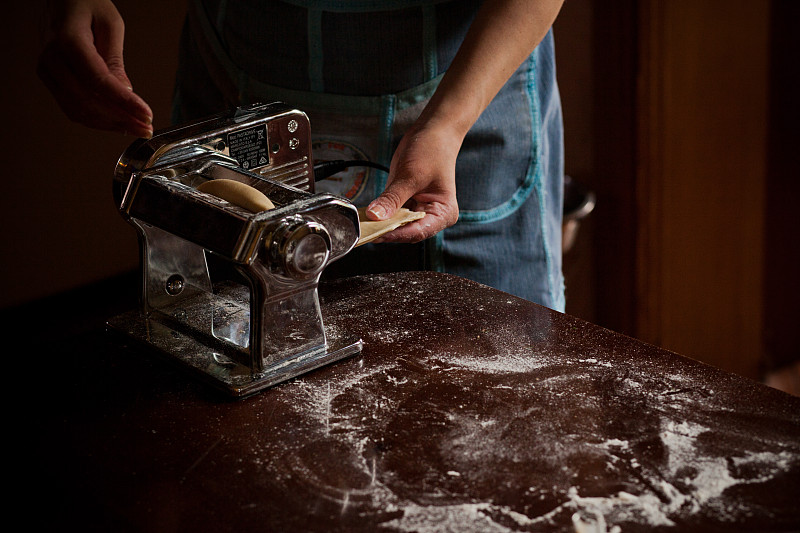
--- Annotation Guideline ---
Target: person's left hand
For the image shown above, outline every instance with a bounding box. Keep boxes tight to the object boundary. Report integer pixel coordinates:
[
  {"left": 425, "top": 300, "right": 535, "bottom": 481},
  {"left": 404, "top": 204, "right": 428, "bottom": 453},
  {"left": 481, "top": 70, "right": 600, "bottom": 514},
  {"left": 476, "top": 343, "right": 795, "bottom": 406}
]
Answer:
[
  {"left": 37, "top": 0, "right": 153, "bottom": 138},
  {"left": 365, "top": 120, "right": 461, "bottom": 243}
]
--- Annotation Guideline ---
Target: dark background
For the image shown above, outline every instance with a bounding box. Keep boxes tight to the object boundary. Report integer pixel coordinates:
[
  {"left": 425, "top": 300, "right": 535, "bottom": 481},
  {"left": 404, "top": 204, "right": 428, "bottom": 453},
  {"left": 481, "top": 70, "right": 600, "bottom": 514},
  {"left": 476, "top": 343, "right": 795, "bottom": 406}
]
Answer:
[{"left": 1, "top": 1, "right": 796, "bottom": 382}]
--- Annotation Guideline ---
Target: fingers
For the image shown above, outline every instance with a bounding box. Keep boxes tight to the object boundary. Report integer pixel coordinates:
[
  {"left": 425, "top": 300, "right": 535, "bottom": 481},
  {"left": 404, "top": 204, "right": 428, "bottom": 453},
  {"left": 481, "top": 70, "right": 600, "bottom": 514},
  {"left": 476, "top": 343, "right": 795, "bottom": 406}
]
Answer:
[
  {"left": 38, "top": 40, "right": 153, "bottom": 137},
  {"left": 372, "top": 202, "right": 458, "bottom": 244},
  {"left": 37, "top": 0, "right": 153, "bottom": 138},
  {"left": 87, "top": 9, "right": 152, "bottom": 123},
  {"left": 365, "top": 173, "right": 459, "bottom": 244},
  {"left": 90, "top": 4, "right": 129, "bottom": 85},
  {"left": 66, "top": 36, "right": 153, "bottom": 133},
  {"left": 365, "top": 178, "right": 417, "bottom": 221},
  {"left": 364, "top": 123, "right": 462, "bottom": 243}
]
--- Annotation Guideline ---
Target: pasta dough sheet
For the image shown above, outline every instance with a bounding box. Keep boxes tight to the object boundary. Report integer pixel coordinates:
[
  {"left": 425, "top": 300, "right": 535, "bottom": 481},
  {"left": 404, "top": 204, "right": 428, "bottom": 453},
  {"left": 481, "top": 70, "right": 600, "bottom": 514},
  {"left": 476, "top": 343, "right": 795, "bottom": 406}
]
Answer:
[
  {"left": 197, "top": 179, "right": 275, "bottom": 212},
  {"left": 357, "top": 207, "right": 426, "bottom": 246}
]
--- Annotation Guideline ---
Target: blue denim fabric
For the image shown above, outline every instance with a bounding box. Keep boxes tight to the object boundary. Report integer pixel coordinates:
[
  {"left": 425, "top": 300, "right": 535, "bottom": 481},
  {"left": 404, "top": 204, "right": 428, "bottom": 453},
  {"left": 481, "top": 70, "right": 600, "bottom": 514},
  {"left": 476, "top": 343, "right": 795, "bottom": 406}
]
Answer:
[
  {"left": 443, "top": 32, "right": 565, "bottom": 311},
  {"left": 172, "top": 0, "right": 565, "bottom": 311}
]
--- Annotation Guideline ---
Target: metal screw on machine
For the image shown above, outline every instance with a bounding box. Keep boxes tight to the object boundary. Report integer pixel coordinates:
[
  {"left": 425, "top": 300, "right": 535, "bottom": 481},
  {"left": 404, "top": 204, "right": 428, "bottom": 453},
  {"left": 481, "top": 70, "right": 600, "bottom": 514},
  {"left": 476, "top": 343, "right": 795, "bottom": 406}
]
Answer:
[
  {"left": 165, "top": 274, "right": 185, "bottom": 295},
  {"left": 269, "top": 216, "right": 332, "bottom": 280}
]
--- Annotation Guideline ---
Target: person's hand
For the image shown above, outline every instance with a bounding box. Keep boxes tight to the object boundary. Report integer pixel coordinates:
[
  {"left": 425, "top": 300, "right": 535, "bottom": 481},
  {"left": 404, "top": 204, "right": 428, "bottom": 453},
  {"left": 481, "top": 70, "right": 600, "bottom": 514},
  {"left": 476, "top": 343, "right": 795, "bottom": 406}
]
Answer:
[
  {"left": 363, "top": 0, "right": 564, "bottom": 243},
  {"left": 37, "top": 0, "right": 153, "bottom": 138},
  {"left": 365, "top": 120, "right": 461, "bottom": 243}
]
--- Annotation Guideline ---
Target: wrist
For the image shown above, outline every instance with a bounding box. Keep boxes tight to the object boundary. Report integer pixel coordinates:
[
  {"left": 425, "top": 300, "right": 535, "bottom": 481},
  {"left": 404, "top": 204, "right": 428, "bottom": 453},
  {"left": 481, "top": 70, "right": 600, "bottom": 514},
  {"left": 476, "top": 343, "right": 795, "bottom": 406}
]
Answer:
[
  {"left": 413, "top": 99, "right": 475, "bottom": 148},
  {"left": 403, "top": 113, "right": 466, "bottom": 165}
]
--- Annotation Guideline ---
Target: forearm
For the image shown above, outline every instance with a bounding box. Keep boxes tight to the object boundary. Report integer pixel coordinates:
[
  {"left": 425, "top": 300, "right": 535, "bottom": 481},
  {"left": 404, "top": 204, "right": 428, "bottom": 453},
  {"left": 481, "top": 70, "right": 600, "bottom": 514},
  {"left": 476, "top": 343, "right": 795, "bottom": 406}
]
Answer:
[
  {"left": 360, "top": 0, "right": 564, "bottom": 239},
  {"left": 417, "top": 0, "right": 564, "bottom": 140}
]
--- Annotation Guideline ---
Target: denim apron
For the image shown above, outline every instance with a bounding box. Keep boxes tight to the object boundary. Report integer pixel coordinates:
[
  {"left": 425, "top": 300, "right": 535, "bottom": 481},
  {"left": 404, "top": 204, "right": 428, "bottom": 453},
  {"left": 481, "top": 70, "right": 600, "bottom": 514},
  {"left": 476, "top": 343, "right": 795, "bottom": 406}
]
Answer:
[{"left": 172, "top": 0, "right": 565, "bottom": 311}]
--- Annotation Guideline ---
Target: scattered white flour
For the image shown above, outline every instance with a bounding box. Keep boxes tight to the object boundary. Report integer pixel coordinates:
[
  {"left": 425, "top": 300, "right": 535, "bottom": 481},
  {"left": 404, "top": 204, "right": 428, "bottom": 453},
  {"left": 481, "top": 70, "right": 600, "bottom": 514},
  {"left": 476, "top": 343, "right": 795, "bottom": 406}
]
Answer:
[
  {"left": 430, "top": 350, "right": 550, "bottom": 375},
  {"left": 600, "top": 439, "right": 630, "bottom": 450},
  {"left": 572, "top": 509, "right": 620, "bottom": 533},
  {"left": 660, "top": 419, "right": 796, "bottom": 508},
  {"left": 578, "top": 357, "right": 613, "bottom": 368},
  {"left": 268, "top": 278, "right": 800, "bottom": 532},
  {"left": 279, "top": 360, "right": 799, "bottom": 532},
  {"left": 381, "top": 502, "right": 519, "bottom": 533}
]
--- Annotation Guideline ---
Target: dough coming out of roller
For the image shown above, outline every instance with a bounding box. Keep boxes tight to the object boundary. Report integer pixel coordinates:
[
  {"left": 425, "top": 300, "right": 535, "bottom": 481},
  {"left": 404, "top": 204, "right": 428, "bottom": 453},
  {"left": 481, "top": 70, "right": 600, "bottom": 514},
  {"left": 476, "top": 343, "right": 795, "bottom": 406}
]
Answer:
[
  {"left": 357, "top": 207, "right": 426, "bottom": 246},
  {"left": 197, "top": 179, "right": 275, "bottom": 212},
  {"left": 196, "top": 179, "right": 423, "bottom": 246}
]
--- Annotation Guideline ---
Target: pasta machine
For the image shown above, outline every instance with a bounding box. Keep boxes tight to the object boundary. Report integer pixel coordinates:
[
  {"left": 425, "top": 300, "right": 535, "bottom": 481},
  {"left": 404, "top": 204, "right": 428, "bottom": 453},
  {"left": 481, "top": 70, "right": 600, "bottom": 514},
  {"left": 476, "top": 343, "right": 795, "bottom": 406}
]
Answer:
[{"left": 106, "top": 102, "right": 363, "bottom": 397}]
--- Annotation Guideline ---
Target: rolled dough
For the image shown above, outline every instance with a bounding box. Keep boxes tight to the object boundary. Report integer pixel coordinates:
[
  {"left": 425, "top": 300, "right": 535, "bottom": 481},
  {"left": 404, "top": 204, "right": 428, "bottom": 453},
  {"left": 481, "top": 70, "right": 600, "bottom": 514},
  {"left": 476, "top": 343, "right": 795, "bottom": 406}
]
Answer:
[
  {"left": 357, "top": 207, "right": 426, "bottom": 246},
  {"left": 196, "top": 180, "right": 423, "bottom": 246},
  {"left": 197, "top": 179, "right": 275, "bottom": 212}
]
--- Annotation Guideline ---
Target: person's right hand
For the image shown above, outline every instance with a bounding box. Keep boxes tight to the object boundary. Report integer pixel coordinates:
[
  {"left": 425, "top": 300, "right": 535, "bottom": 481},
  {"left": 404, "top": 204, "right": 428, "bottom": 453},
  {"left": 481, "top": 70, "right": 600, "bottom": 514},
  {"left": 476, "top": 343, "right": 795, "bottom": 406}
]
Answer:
[{"left": 37, "top": 0, "right": 153, "bottom": 138}]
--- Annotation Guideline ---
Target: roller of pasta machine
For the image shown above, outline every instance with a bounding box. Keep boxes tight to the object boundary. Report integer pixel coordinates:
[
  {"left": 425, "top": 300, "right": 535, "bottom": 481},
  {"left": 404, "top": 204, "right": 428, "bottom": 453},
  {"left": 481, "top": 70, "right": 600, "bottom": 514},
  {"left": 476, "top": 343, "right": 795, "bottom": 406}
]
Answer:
[{"left": 106, "top": 102, "right": 363, "bottom": 397}]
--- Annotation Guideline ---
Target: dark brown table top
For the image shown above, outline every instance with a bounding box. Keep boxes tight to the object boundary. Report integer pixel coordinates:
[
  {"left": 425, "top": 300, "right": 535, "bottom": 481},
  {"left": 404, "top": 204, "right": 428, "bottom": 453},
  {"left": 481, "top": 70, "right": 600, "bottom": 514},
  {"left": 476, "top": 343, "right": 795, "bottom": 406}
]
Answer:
[{"left": 26, "top": 272, "right": 800, "bottom": 532}]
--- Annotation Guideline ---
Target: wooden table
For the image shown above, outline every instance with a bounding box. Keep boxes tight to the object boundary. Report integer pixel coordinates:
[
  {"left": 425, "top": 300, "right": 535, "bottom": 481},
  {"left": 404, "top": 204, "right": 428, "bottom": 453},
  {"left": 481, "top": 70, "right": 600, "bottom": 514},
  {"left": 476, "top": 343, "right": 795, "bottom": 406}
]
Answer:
[{"left": 25, "top": 272, "right": 800, "bottom": 532}]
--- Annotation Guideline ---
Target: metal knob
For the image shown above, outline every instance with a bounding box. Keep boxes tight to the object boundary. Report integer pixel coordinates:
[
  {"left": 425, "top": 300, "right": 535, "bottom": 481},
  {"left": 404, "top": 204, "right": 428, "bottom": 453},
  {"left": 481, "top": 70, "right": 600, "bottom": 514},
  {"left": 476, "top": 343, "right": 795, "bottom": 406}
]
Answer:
[{"left": 269, "top": 216, "right": 331, "bottom": 280}]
